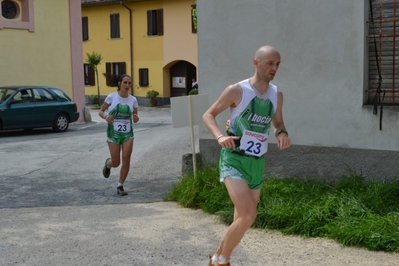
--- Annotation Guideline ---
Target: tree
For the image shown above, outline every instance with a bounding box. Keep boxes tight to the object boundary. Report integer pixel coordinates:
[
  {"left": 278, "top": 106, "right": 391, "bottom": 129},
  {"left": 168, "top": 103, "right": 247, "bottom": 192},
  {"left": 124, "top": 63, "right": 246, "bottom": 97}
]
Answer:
[{"left": 85, "top": 52, "right": 103, "bottom": 104}]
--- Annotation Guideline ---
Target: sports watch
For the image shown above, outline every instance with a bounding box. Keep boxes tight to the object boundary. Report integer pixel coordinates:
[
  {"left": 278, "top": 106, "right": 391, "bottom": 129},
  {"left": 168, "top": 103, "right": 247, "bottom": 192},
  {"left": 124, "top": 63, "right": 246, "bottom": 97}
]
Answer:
[{"left": 276, "top": 129, "right": 288, "bottom": 137}]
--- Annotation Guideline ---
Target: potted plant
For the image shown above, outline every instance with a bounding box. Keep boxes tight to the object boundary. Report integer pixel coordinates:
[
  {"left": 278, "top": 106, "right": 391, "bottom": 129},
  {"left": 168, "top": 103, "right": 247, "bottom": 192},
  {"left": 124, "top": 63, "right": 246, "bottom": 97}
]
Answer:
[
  {"left": 146, "top": 89, "right": 159, "bottom": 107},
  {"left": 188, "top": 88, "right": 198, "bottom": 95},
  {"left": 88, "top": 94, "right": 99, "bottom": 104}
]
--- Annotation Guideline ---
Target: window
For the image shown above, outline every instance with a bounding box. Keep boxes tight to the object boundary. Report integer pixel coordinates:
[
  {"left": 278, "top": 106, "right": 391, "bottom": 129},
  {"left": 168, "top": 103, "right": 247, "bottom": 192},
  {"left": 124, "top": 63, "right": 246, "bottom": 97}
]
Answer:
[
  {"left": 105, "top": 62, "right": 126, "bottom": 86},
  {"left": 12, "top": 89, "right": 32, "bottom": 103},
  {"left": 367, "top": 0, "right": 399, "bottom": 106},
  {"left": 0, "top": 0, "right": 34, "bottom": 31},
  {"left": 139, "top": 68, "right": 149, "bottom": 87},
  {"left": 2, "top": 0, "right": 18, "bottom": 19},
  {"left": 191, "top": 5, "right": 197, "bottom": 34},
  {"left": 110, "top": 13, "right": 120, "bottom": 39},
  {"left": 84, "top": 64, "right": 95, "bottom": 86},
  {"left": 82, "top": 16, "right": 89, "bottom": 41},
  {"left": 32, "top": 88, "right": 55, "bottom": 102},
  {"left": 147, "top": 9, "right": 163, "bottom": 36}
]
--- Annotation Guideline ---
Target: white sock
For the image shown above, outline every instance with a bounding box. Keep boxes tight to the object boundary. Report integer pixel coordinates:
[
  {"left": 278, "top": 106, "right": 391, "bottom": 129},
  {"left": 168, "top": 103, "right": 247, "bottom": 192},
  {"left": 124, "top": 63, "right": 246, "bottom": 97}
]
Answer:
[
  {"left": 118, "top": 182, "right": 123, "bottom": 187},
  {"left": 218, "top": 255, "right": 230, "bottom": 263},
  {"left": 211, "top": 255, "right": 218, "bottom": 263}
]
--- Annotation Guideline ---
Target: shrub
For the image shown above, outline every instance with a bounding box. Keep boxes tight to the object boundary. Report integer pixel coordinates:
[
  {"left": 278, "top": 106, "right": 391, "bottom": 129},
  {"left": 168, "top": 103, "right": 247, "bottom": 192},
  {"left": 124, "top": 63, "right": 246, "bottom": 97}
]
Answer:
[
  {"left": 146, "top": 89, "right": 159, "bottom": 99},
  {"left": 188, "top": 89, "right": 198, "bottom": 95}
]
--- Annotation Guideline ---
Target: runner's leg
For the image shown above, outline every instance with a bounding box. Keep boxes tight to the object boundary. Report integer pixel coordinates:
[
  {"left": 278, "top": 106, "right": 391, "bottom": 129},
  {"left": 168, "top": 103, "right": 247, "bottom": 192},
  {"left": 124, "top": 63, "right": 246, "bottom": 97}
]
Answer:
[
  {"left": 119, "top": 138, "right": 133, "bottom": 184},
  {"left": 218, "top": 177, "right": 261, "bottom": 260},
  {"left": 107, "top": 141, "right": 121, "bottom": 168}
]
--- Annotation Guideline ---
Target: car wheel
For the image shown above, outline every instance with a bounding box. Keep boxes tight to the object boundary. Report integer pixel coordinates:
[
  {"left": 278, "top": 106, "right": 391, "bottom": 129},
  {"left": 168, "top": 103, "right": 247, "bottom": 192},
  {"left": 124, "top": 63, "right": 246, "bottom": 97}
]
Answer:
[{"left": 52, "top": 113, "right": 69, "bottom": 132}]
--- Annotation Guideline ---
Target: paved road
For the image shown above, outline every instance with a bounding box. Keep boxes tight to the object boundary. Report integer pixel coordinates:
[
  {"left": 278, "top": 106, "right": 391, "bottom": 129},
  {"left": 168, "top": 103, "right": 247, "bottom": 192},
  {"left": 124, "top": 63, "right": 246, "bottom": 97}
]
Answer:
[
  {"left": 0, "top": 106, "right": 195, "bottom": 207},
  {"left": 1, "top": 107, "right": 398, "bottom": 266}
]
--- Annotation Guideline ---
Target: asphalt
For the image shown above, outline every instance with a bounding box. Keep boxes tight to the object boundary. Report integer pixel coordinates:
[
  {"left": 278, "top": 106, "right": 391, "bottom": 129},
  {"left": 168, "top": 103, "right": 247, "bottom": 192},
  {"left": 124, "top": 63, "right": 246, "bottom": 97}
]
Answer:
[{"left": 1, "top": 106, "right": 398, "bottom": 266}]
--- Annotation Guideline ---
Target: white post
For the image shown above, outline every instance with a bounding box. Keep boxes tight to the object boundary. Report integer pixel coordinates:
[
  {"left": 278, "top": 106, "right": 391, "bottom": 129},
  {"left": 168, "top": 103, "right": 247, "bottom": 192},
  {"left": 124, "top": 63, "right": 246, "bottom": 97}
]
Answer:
[{"left": 188, "top": 95, "right": 197, "bottom": 178}]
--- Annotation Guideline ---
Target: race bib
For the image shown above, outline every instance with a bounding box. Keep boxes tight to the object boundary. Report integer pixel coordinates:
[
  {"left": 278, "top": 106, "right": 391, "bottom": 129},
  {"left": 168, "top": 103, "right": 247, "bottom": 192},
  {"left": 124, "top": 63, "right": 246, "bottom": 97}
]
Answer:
[
  {"left": 240, "top": 130, "right": 268, "bottom": 157},
  {"left": 113, "top": 119, "right": 131, "bottom": 132}
]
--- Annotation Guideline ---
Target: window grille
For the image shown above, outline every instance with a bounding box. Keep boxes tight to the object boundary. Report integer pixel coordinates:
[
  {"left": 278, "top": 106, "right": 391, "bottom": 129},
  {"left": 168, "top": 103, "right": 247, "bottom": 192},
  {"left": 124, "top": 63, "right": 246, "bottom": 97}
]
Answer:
[{"left": 367, "top": 0, "right": 399, "bottom": 106}]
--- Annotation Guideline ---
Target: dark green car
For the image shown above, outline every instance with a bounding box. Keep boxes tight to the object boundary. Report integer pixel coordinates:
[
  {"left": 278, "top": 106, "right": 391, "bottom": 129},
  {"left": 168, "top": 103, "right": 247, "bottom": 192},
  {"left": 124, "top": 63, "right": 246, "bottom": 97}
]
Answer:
[{"left": 0, "top": 86, "right": 79, "bottom": 132}]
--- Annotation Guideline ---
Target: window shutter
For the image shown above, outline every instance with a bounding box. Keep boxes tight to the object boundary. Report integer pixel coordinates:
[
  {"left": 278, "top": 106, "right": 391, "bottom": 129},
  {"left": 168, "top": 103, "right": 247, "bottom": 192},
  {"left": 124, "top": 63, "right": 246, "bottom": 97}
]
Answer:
[
  {"left": 157, "top": 9, "right": 163, "bottom": 36},
  {"left": 139, "top": 68, "right": 149, "bottom": 87},
  {"left": 106, "top": 62, "right": 111, "bottom": 86},
  {"left": 110, "top": 13, "right": 120, "bottom": 38},
  {"left": 147, "top": 10, "right": 152, "bottom": 36},
  {"left": 115, "top": 13, "right": 120, "bottom": 38},
  {"left": 121, "top": 62, "right": 126, "bottom": 75},
  {"left": 110, "top": 14, "right": 113, "bottom": 38},
  {"left": 368, "top": 0, "right": 399, "bottom": 105},
  {"left": 88, "top": 66, "right": 95, "bottom": 86},
  {"left": 82, "top": 17, "right": 89, "bottom": 41}
]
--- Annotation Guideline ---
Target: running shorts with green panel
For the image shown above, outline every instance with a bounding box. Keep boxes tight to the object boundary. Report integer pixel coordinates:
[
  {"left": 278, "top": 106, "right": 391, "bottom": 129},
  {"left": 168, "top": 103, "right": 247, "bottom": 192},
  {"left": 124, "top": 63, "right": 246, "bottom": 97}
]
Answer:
[
  {"left": 107, "top": 129, "right": 134, "bottom": 145},
  {"left": 106, "top": 114, "right": 134, "bottom": 145},
  {"left": 219, "top": 148, "right": 265, "bottom": 190}
]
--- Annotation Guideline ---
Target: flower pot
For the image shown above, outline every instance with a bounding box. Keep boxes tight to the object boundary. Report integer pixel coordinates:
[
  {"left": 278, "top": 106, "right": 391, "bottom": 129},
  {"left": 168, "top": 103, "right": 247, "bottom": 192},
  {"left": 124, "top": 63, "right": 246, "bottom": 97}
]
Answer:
[{"left": 150, "top": 99, "right": 158, "bottom": 107}]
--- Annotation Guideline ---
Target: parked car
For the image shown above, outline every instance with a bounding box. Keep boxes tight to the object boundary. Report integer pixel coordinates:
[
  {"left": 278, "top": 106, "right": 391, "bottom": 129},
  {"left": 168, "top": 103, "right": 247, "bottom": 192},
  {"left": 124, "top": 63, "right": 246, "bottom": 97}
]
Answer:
[{"left": 0, "top": 86, "right": 79, "bottom": 132}]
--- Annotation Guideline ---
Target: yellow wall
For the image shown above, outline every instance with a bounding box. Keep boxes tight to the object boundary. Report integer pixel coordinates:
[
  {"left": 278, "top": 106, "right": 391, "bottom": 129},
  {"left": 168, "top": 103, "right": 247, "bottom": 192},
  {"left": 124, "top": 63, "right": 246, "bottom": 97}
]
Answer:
[
  {"left": 131, "top": 1, "right": 164, "bottom": 98},
  {"left": 83, "top": 1, "right": 165, "bottom": 98},
  {"left": 83, "top": 5, "right": 131, "bottom": 96},
  {"left": 163, "top": 0, "right": 197, "bottom": 66},
  {"left": 163, "top": 0, "right": 197, "bottom": 97},
  {"left": 0, "top": 0, "right": 74, "bottom": 98},
  {"left": 82, "top": 0, "right": 197, "bottom": 99}
]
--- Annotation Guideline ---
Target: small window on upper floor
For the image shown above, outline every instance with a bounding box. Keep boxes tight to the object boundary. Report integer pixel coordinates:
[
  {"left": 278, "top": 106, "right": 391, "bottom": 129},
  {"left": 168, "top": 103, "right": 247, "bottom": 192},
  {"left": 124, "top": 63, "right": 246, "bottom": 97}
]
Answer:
[
  {"left": 147, "top": 9, "right": 163, "bottom": 36},
  {"left": 139, "top": 68, "right": 149, "bottom": 87},
  {"left": 82, "top": 17, "right": 89, "bottom": 41},
  {"left": 105, "top": 62, "right": 126, "bottom": 87},
  {"left": 0, "top": 0, "right": 35, "bottom": 31},
  {"left": 110, "top": 13, "right": 120, "bottom": 39}
]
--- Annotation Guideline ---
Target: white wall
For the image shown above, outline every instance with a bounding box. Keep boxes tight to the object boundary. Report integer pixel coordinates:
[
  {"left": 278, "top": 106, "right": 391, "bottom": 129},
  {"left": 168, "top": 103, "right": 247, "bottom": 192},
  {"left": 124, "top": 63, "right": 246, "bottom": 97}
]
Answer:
[{"left": 198, "top": 0, "right": 399, "bottom": 151}]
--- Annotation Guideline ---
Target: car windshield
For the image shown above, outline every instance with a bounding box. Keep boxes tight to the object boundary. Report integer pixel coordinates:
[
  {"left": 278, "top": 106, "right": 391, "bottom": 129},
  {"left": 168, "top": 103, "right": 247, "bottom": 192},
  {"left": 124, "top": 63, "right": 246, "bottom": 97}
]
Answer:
[
  {"left": 0, "top": 88, "right": 17, "bottom": 104},
  {"left": 49, "top": 88, "right": 72, "bottom": 102}
]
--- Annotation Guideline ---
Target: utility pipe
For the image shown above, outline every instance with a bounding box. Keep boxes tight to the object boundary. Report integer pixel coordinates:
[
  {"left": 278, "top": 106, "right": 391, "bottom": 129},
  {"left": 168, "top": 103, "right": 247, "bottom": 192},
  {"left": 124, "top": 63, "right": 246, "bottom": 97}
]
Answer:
[{"left": 120, "top": 1, "right": 134, "bottom": 95}]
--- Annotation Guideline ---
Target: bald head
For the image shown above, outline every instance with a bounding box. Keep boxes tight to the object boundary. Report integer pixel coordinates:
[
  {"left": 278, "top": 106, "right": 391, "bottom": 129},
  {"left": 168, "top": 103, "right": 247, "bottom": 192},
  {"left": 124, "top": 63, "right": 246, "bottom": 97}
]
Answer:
[{"left": 254, "top": 46, "right": 280, "bottom": 62}]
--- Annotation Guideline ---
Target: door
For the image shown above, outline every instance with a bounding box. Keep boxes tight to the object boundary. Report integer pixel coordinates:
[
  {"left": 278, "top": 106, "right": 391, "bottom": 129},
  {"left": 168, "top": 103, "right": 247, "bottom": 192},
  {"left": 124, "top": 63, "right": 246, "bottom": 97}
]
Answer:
[
  {"left": 4, "top": 89, "right": 36, "bottom": 129},
  {"left": 32, "top": 88, "right": 59, "bottom": 126}
]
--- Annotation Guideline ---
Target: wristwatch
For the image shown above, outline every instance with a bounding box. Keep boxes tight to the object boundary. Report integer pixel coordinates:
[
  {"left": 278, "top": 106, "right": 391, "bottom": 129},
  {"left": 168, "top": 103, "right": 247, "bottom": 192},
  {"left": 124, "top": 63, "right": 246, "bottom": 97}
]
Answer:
[{"left": 276, "top": 129, "right": 288, "bottom": 137}]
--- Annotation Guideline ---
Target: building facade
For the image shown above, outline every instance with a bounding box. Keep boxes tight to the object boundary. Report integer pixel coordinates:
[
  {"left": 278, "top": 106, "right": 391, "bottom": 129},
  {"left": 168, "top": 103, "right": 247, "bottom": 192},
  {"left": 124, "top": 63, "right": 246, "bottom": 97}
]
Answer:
[
  {"left": 0, "top": 0, "right": 85, "bottom": 121},
  {"left": 197, "top": 0, "right": 399, "bottom": 180},
  {"left": 82, "top": 0, "right": 198, "bottom": 106}
]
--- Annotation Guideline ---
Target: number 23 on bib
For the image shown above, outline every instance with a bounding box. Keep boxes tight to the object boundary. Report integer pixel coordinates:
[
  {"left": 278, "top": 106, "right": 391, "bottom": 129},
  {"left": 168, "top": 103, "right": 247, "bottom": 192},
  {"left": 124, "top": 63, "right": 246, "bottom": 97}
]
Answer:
[
  {"left": 240, "top": 130, "right": 268, "bottom": 157},
  {"left": 113, "top": 120, "right": 131, "bottom": 132}
]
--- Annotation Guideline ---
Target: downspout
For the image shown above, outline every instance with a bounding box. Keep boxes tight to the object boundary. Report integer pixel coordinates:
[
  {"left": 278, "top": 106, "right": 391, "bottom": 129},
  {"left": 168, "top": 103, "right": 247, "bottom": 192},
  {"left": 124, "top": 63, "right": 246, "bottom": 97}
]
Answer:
[{"left": 120, "top": 1, "right": 134, "bottom": 95}]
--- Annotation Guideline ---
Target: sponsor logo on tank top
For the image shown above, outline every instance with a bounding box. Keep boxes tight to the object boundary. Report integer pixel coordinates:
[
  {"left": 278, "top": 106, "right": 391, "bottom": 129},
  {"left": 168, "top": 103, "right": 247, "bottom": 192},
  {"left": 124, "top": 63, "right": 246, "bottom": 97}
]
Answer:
[
  {"left": 243, "top": 130, "right": 268, "bottom": 142},
  {"left": 115, "top": 112, "right": 130, "bottom": 118},
  {"left": 248, "top": 113, "right": 272, "bottom": 124}
]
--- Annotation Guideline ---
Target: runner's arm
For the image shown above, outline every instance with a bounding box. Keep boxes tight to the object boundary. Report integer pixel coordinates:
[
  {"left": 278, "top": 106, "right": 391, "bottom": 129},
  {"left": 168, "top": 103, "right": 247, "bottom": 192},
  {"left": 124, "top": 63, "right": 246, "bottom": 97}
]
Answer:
[{"left": 272, "top": 90, "right": 291, "bottom": 150}]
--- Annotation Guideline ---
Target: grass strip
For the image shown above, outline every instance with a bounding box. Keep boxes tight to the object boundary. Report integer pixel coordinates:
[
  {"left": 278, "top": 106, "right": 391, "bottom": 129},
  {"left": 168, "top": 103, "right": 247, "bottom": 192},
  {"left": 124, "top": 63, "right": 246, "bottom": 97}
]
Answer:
[{"left": 164, "top": 166, "right": 399, "bottom": 252}]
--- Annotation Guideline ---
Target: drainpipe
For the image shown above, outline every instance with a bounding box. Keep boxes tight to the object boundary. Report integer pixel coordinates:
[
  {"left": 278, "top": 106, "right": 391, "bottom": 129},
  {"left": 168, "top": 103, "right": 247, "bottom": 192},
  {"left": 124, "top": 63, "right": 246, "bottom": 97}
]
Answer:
[{"left": 120, "top": 1, "right": 134, "bottom": 96}]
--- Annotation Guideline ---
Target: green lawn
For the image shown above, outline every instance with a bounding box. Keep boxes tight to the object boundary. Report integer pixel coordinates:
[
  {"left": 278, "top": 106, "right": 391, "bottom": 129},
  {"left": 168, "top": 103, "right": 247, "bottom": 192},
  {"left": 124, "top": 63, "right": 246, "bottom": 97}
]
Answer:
[{"left": 164, "top": 165, "right": 399, "bottom": 252}]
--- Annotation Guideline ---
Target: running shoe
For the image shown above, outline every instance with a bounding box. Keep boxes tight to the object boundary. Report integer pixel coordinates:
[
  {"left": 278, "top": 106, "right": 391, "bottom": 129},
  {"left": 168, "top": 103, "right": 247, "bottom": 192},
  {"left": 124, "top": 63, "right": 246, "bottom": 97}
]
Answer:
[
  {"left": 217, "top": 263, "right": 230, "bottom": 266},
  {"left": 117, "top": 186, "right": 128, "bottom": 196},
  {"left": 102, "top": 158, "right": 111, "bottom": 178}
]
